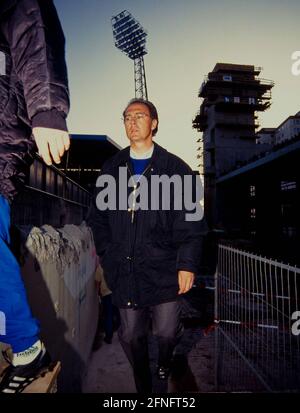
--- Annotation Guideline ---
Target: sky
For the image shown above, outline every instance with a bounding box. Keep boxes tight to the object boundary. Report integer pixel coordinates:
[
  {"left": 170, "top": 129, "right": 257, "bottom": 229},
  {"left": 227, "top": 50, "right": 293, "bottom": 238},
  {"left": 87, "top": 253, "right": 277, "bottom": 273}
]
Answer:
[{"left": 54, "top": 0, "right": 300, "bottom": 170}]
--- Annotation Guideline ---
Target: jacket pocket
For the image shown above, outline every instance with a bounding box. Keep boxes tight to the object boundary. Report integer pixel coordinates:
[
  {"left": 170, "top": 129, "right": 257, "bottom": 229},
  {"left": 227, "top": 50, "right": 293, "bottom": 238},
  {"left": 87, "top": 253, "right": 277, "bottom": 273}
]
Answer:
[
  {"left": 140, "top": 243, "right": 177, "bottom": 289},
  {"left": 101, "top": 243, "right": 123, "bottom": 289},
  {"left": 144, "top": 242, "right": 176, "bottom": 269}
]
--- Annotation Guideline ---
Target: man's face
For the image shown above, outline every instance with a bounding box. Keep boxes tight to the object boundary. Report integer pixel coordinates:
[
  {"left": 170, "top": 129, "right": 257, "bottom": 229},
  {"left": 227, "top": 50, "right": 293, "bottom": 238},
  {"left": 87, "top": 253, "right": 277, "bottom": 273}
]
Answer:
[{"left": 124, "top": 103, "right": 158, "bottom": 144}]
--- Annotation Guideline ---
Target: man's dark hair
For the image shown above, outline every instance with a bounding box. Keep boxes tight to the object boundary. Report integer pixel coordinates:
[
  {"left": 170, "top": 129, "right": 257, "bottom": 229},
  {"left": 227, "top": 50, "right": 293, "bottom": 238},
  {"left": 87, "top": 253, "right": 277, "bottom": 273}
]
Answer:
[{"left": 123, "top": 98, "right": 159, "bottom": 136}]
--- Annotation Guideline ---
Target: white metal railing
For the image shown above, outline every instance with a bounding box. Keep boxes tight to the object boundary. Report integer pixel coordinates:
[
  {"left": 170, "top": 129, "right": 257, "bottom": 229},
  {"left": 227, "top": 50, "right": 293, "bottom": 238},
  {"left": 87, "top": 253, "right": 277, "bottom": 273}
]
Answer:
[{"left": 215, "top": 244, "right": 300, "bottom": 392}]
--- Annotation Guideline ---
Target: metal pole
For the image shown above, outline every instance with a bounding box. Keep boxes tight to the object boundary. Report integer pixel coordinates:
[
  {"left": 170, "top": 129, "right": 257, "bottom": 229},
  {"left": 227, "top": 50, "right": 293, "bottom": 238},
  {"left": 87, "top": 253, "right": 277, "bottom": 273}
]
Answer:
[{"left": 134, "top": 56, "right": 148, "bottom": 100}]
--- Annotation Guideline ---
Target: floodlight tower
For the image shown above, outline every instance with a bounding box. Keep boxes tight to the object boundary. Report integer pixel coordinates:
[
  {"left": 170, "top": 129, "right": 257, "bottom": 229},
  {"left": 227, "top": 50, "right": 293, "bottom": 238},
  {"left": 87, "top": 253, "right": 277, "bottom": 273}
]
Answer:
[{"left": 111, "top": 10, "right": 148, "bottom": 100}]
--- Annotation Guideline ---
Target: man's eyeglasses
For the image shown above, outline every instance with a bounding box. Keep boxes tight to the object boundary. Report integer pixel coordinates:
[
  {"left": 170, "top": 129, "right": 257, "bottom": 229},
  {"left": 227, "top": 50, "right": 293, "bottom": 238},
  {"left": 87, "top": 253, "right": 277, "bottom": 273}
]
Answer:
[{"left": 123, "top": 112, "right": 150, "bottom": 124}]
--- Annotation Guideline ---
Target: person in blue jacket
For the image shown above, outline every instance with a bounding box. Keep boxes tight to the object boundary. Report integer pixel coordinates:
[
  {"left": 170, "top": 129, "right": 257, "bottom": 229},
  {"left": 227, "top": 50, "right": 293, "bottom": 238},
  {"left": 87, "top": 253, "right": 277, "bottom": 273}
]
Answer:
[{"left": 0, "top": 0, "right": 70, "bottom": 392}]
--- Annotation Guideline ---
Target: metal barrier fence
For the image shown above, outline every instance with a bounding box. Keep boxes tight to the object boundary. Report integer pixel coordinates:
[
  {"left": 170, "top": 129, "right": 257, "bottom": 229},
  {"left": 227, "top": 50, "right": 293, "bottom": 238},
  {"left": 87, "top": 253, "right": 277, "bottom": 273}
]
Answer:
[
  {"left": 12, "top": 154, "right": 91, "bottom": 227},
  {"left": 27, "top": 154, "right": 91, "bottom": 207},
  {"left": 215, "top": 244, "right": 300, "bottom": 392}
]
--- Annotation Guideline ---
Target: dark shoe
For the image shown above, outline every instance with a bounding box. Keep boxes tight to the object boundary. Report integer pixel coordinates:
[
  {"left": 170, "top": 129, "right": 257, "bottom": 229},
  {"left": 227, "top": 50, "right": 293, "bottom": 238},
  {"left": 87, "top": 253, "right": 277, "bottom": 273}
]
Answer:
[
  {"left": 103, "top": 335, "right": 112, "bottom": 344},
  {"left": 156, "top": 366, "right": 170, "bottom": 380},
  {"left": 134, "top": 370, "right": 152, "bottom": 393},
  {"left": 92, "top": 334, "right": 103, "bottom": 351},
  {"left": 0, "top": 347, "right": 54, "bottom": 393}
]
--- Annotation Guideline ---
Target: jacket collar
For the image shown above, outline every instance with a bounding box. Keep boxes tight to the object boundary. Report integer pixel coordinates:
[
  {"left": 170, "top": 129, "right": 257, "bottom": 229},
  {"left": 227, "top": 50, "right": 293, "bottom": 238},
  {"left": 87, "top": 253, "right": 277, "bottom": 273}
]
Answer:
[{"left": 112, "top": 141, "right": 169, "bottom": 169}]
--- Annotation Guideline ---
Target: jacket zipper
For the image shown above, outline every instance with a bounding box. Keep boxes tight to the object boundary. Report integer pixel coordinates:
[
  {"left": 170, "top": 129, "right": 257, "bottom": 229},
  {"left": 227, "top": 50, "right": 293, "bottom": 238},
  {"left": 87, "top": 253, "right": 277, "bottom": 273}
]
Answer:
[
  {"left": 125, "top": 161, "right": 152, "bottom": 308},
  {"left": 126, "top": 162, "right": 152, "bottom": 224}
]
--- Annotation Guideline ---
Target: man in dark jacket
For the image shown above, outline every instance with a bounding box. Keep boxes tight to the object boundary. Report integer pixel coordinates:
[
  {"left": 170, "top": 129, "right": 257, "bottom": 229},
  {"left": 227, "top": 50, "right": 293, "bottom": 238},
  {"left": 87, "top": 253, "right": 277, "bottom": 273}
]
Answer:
[
  {"left": 88, "top": 98, "right": 206, "bottom": 393},
  {"left": 0, "top": 0, "right": 69, "bottom": 392}
]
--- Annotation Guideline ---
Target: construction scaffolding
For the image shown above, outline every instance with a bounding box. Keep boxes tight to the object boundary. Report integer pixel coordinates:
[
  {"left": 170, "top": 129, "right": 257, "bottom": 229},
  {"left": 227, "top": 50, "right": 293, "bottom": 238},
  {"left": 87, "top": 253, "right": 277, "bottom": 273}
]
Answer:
[{"left": 215, "top": 244, "right": 300, "bottom": 392}]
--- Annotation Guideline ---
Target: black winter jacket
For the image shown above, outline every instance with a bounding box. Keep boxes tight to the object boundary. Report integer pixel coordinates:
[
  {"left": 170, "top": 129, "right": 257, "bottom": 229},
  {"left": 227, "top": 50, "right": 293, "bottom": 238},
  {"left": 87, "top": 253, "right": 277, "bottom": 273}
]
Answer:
[
  {"left": 0, "top": 0, "right": 69, "bottom": 201},
  {"left": 87, "top": 142, "right": 207, "bottom": 309}
]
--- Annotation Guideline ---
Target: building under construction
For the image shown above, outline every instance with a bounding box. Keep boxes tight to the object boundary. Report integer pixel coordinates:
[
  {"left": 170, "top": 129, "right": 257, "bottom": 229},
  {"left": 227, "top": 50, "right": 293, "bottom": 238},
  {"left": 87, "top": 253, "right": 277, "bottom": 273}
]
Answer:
[
  {"left": 193, "top": 63, "right": 274, "bottom": 229},
  {"left": 194, "top": 63, "right": 300, "bottom": 265}
]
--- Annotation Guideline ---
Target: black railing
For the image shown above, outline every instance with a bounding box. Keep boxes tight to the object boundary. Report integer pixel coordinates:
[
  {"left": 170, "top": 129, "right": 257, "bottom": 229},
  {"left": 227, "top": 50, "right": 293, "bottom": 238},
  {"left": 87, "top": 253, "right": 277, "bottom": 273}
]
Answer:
[{"left": 12, "top": 154, "right": 91, "bottom": 228}]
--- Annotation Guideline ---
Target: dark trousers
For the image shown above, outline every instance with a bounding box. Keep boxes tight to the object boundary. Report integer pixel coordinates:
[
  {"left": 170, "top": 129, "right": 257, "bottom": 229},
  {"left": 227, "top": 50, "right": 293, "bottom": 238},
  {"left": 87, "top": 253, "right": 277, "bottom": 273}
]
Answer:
[
  {"left": 102, "top": 294, "right": 113, "bottom": 339},
  {"left": 102, "top": 294, "right": 120, "bottom": 339},
  {"left": 118, "top": 300, "right": 183, "bottom": 393}
]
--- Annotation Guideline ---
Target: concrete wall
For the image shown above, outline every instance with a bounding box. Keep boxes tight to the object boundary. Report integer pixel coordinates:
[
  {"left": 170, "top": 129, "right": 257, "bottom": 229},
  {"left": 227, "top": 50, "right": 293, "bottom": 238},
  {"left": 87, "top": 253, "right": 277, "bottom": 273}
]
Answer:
[{"left": 0, "top": 222, "right": 99, "bottom": 393}]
